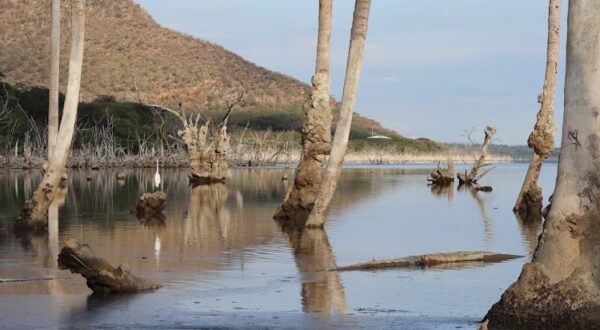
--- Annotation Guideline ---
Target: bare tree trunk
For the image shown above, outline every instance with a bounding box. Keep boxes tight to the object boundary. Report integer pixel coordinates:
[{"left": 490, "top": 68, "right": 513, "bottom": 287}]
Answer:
[
  {"left": 484, "top": 1, "right": 600, "bottom": 327},
  {"left": 48, "top": 0, "right": 61, "bottom": 159},
  {"left": 16, "top": 0, "right": 85, "bottom": 231},
  {"left": 305, "top": 0, "right": 371, "bottom": 228},
  {"left": 514, "top": 0, "right": 561, "bottom": 217},
  {"left": 274, "top": 0, "right": 333, "bottom": 225}
]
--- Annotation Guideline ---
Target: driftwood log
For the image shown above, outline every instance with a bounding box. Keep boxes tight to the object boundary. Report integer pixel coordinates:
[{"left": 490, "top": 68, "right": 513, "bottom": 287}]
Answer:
[
  {"left": 334, "top": 251, "right": 521, "bottom": 271},
  {"left": 457, "top": 126, "right": 496, "bottom": 185},
  {"left": 131, "top": 191, "right": 166, "bottom": 222},
  {"left": 427, "top": 158, "right": 454, "bottom": 185},
  {"left": 58, "top": 239, "right": 160, "bottom": 294}
]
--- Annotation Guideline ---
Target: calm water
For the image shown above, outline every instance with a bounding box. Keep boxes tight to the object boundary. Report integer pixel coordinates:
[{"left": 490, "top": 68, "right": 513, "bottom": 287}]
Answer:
[{"left": 0, "top": 164, "right": 557, "bottom": 329}]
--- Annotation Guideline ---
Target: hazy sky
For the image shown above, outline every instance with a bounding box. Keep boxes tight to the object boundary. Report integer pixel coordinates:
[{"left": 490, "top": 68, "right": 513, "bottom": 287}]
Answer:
[{"left": 135, "top": 0, "right": 568, "bottom": 145}]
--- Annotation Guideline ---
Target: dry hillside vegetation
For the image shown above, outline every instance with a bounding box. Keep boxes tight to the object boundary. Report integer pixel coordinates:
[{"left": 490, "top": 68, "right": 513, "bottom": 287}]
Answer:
[{"left": 0, "top": 0, "right": 308, "bottom": 110}]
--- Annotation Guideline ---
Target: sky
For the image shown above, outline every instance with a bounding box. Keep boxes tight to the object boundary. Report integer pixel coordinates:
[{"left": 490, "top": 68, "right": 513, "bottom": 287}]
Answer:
[{"left": 135, "top": 0, "right": 568, "bottom": 146}]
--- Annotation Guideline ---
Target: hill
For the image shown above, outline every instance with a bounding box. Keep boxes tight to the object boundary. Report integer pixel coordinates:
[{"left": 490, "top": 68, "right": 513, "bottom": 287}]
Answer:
[{"left": 0, "top": 0, "right": 439, "bottom": 152}]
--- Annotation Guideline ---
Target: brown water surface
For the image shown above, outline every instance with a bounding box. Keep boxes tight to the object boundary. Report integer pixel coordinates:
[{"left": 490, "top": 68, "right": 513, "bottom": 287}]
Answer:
[{"left": 0, "top": 164, "right": 556, "bottom": 329}]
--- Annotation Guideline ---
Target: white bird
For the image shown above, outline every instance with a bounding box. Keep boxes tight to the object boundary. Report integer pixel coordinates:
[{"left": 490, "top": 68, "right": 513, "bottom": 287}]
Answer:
[{"left": 154, "top": 159, "right": 161, "bottom": 189}]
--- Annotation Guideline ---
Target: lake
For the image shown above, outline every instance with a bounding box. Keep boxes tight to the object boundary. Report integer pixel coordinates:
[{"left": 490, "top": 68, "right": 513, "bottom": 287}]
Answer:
[{"left": 0, "top": 164, "right": 557, "bottom": 329}]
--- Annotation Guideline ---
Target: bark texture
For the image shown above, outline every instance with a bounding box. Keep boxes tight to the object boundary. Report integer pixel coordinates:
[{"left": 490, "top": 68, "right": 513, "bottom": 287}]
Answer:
[
  {"left": 48, "top": 0, "right": 60, "bottom": 159},
  {"left": 305, "top": 0, "right": 371, "bottom": 228},
  {"left": 485, "top": 2, "right": 600, "bottom": 327},
  {"left": 457, "top": 126, "right": 496, "bottom": 185},
  {"left": 274, "top": 0, "right": 333, "bottom": 225},
  {"left": 16, "top": 0, "right": 85, "bottom": 231},
  {"left": 514, "top": 0, "right": 561, "bottom": 216},
  {"left": 58, "top": 239, "right": 160, "bottom": 294},
  {"left": 175, "top": 114, "right": 230, "bottom": 185}
]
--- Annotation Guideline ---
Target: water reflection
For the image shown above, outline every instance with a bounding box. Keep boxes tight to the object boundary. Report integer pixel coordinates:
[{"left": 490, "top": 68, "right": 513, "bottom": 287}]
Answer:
[
  {"left": 283, "top": 227, "right": 348, "bottom": 314},
  {"left": 457, "top": 185, "right": 495, "bottom": 246},
  {"left": 429, "top": 183, "right": 454, "bottom": 202},
  {"left": 0, "top": 166, "right": 555, "bottom": 328},
  {"left": 514, "top": 213, "right": 543, "bottom": 255}
]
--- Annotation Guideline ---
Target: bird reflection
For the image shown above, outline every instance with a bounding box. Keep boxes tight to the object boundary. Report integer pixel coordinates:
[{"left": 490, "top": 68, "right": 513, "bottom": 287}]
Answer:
[{"left": 282, "top": 227, "right": 348, "bottom": 314}]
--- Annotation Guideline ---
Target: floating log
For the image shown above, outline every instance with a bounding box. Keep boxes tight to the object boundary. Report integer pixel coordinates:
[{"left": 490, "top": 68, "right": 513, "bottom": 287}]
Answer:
[
  {"left": 131, "top": 191, "right": 166, "bottom": 222},
  {"left": 333, "top": 251, "right": 522, "bottom": 271},
  {"left": 58, "top": 238, "right": 160, "bottom": 294}
]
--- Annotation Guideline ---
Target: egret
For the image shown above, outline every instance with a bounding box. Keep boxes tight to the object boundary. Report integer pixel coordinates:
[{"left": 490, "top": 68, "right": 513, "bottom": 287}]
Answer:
[{"left": 154, "top": 159, "right": 161, "bottom": 189}]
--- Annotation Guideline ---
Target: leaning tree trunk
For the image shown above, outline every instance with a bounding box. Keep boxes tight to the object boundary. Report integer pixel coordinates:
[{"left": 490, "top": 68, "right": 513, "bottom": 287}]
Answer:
[
  {"left": 274, "top": 0, "right": 333, "bottom": 225},
  {"left": 16, "top": 0, "right": 85, "bottom": 231},
  {"left": 48, "top": 0, "right": 61, "bottom": 159},
  {"left": 305, "top": 0, "right": 371, "bottom": 228},
  {"left": 513, "top": 0, "right": 561, "bottom": 219},
  {"left": 484, "top": 1, "right": 600, "bottom": 327}
]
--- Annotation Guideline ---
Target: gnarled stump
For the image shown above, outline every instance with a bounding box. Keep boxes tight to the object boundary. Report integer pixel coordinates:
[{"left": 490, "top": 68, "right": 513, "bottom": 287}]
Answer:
[
  {"left": 457, "top": 126, "right": 496, "bottom": 185},
  {"left": 131, "top": 191, "right": 166, "bottom": 223},
  {"left": 427, "top": 158, "right": 454, "bottom": 185},
  {"left": 58, "top": 239, "right": 160, "bottom": 294}
]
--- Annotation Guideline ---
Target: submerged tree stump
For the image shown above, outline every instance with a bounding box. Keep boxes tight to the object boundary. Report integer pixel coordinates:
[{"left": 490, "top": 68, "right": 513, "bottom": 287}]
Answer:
[
  {"left": 131, "top": 191, "right": 166, "bottom": 222},
  {"left": 427, "top": 158, "right": 455, "bottom": 185},
  {"left": 58, "top": 239, "right": 160, "bottom": 294}
]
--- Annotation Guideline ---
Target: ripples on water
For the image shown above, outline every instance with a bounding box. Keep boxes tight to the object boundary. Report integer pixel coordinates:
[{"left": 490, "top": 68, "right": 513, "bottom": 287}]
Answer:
[{"left": 0, "top": 164, "right": 557, "bottom": 329}]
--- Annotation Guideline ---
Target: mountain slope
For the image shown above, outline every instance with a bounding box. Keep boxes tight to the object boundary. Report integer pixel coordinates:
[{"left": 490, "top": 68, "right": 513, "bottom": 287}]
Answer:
[
  {"left": 0, "top": 0, "right": 309, "bottom": 110},
  {"left": 0, "top": 0, "right": 440, "bottom": 151}
]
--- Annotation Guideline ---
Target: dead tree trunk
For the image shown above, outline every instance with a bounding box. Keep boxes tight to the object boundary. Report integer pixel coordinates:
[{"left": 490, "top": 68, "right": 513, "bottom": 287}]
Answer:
[
  {"left": 514, "top": 0, "right": 561, "bottom": 218},
  {"left": 457, "top": 126, "right": 496, "bottom": 185},
  {"left": 484, "top": 2, "right": 600, "bottom": 327},
  {"left": 48, "top": 0, "right": 60, "bottom": 159},
  {"left": 58, "top": 239, "right": 160, "bottom": 294},
  {"left": 305, "top": 0, "right": 372, "bottom": 228},
  {"left": 274, "top": 0, "right": 333, "bottom": 225},
  {"left": 16, "top": 0, "right": 85, "bottom": 231}
]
